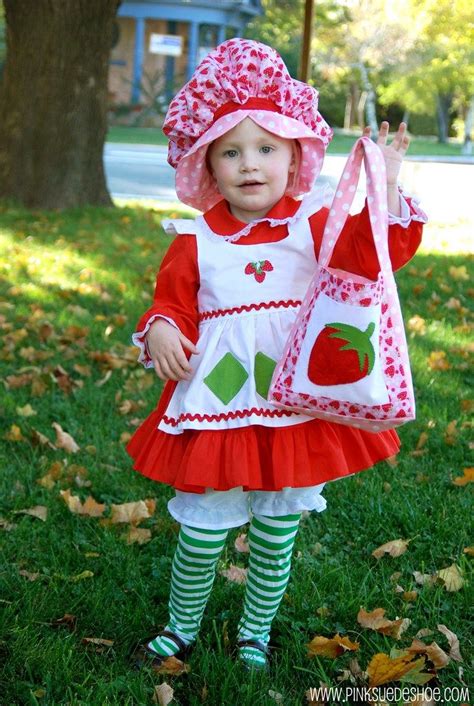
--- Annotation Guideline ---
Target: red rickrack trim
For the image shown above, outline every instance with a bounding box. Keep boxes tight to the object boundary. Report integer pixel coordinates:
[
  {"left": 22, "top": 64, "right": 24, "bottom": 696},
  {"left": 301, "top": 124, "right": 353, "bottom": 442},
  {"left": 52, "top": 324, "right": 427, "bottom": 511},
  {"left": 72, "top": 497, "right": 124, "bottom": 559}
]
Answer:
[
  {"left": 199, "top": 299, "right": 302, "bottom": 322},
  {"left": 162, "top": 407, "right": 297, "bottom": 427}
]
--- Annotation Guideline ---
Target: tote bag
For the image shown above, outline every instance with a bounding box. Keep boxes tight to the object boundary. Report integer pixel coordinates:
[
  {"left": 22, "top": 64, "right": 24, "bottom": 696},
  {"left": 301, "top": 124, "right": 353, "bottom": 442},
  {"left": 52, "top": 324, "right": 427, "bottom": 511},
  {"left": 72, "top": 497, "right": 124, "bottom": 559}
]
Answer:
[{"left": 269, "top": 136, "right": 415, "bottom": 432}]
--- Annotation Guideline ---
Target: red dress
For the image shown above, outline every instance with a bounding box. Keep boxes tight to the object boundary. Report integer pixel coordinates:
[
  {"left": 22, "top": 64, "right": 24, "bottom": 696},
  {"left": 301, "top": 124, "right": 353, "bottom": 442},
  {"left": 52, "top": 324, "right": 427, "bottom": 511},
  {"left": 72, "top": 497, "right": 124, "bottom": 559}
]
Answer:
[{"left": 127, "top": 195, "right": 423, "bottom": 493}]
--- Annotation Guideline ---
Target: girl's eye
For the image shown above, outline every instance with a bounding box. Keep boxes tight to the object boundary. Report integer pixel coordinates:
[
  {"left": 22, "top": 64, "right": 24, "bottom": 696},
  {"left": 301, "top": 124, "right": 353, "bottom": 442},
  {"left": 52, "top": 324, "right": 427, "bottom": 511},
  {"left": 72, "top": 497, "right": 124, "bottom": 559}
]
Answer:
[
  {"left": 260, "top": 145, "right": 274, "bottom": 154},
  {"left": 224, "top": 149, "right": 238, "bottom": 158}
]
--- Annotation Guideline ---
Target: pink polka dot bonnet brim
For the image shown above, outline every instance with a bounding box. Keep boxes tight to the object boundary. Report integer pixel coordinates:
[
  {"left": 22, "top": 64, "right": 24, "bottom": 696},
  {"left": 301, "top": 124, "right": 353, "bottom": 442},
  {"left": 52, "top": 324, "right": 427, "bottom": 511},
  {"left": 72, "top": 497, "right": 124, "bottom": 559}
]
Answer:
[
  {"left": 163, "top": 38, "right": 333, "bottom": 211},
  {"left": 175, "top": 109, "right": 329, "bottom": 211}
]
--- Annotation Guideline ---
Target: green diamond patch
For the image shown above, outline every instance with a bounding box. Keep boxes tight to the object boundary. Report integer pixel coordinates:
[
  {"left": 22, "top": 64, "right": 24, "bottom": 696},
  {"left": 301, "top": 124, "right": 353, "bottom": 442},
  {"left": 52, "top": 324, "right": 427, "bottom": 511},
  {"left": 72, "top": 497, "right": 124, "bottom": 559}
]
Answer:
[
  {"left": 254, "top": 352, "right": 277, "bottom": 400},
  {"left": 204, "top": 352, "right": 249, "bottom": 405}
]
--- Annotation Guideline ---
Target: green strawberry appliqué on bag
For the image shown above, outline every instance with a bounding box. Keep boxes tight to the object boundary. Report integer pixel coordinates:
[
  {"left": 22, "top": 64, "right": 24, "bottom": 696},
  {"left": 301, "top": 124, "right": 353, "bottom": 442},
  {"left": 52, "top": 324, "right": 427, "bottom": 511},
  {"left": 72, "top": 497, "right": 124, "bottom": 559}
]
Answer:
[{"left": 308, "top": 321, "right": 376, "bottom": 386}]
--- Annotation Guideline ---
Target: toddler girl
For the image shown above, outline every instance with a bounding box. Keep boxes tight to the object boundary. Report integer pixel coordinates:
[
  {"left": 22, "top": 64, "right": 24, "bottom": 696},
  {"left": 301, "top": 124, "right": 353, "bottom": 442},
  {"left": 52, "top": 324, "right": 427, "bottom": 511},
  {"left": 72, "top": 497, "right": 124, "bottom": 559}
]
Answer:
[{"left": 127, "top": 38, "right": 427, "bottom": 670}]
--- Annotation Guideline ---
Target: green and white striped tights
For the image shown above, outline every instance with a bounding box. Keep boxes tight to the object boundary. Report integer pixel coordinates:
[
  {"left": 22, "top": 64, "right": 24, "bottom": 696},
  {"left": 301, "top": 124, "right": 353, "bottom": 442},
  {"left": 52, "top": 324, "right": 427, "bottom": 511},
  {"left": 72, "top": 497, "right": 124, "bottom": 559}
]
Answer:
[{"left": 147, "top": 512, "right": 301, "bottom": 669}]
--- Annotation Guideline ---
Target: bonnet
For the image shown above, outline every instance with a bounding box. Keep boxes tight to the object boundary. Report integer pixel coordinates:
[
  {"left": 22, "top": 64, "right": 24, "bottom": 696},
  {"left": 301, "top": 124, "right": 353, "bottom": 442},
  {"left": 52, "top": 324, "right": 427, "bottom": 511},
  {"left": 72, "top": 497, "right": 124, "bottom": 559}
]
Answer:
[{"left": 163, "top": 38, "right": 333, "bottom": 211}]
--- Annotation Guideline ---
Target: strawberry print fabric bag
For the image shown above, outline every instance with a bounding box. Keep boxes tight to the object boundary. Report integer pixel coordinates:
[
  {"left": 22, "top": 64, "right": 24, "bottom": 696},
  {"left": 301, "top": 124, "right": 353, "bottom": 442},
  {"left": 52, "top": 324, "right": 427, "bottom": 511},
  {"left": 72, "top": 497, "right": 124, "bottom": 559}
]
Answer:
[{"left": 269, "top": 136, "right": 415, "bottom": 432}]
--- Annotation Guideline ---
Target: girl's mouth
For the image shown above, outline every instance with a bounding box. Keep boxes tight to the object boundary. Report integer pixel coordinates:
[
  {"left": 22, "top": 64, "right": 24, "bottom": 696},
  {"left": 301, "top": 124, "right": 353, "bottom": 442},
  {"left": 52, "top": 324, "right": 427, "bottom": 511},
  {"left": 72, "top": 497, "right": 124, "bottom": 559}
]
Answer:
[{"left": 239, "top": 181, "right": 264, "bottom": 190}]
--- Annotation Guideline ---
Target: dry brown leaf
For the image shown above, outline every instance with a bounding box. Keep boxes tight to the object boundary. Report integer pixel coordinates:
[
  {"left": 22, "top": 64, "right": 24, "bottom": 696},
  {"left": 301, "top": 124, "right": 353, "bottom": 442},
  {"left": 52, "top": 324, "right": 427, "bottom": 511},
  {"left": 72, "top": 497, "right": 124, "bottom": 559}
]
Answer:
[
  {"left": 463, "top": 545, "right": 474, "bottom": 556},
  {"left": 372, "top": 539, "right": 410, "bottom": 559},
  {"left": 460, "top": 399, "right": 474, "bottom": 413},
  {"left": 5, "top": 372, "right": 33, "bottom": 389},
  {"left": 410, "top": 432, "right": 428, "bottom": 457},
  {"left": 452, "top": 468, "right": 474, "bottom": 486},
  {"left": 71, "top": 570, "right": 94, "bottom": 582},
  {"left": 444, "top": 420, "right": 458, "bottom": 445},
  {"left": 427, "top": 351, "right": 450, "bottom": 371},
  {"left": 125, "top": 527, "right": 152, "bottom": 545},
  {"left": 31, "top": 428, "right": 56, "bottom": 449},
  {"left": 437, "top": 564, "right": 464, "bottom": 592},
  {"left": 234, "top": 533, "right": 250, "bottom": 553},
  {"left": 437, "top": 624, "right": 463, "bottom": 662},
  {"left": 37, "top": 461, "right": 64, "bottom": 490},
  {"left": 16, "top": 404, "right": 37, "bottom": 417},
  {"left": 82, "top": 637, "right": 114, "bottom": 652},
  {"left": 406, "top": 638, "right": 450, "bottom": 669},
  {"left": 60, "top": 489, "right": 106, "bottom": 518},
  {"left": 407, "top": 315, "right": 427, "bottom": 335},
  {"left": 220, "top": 565, "right": 248, "bottom": 584},
  {"left": 19, "top": 569, "right": 41, "bottom": 581},
  {"left": 307, "top": 634, "right": 359, "bottom": 658},
  {"left": 0, "top": 518, "right": 15, "bottom": 531},
  {"left": 109, "top": 499, "right": 155, "bottom": 525},
  {"left": 120, "top": 431, "right": 132, "bottom": 443},
  {"left": 366, "top": 653, "right": 426, "bottom": 688},
  {"left": 402, "top": 591, "right": 418, "bottom": 602},
  {"left": 413, "top": 571, "right": 437, "bottom": 587},
  {"left": 95, "top": 370, "right": 113, "bottom": 387},
  {"left": 4, "top": 424, "right": 25, "bottom": 442},
  {"left": 153, "top": 683, "right": 174, "bottom": 706},
  {"left": 449, "top": 265, "right": 469, "bottom": 281},
  {"left": 52, "top": 422, "right": 80, "bottom": 453},
  {"left": 415, "top": 628, "right": 434, "bottom": 639},
  {"left": 15, "top": 505, "right": 48, "bottom": 522},
  {"left": 357, "top": 608, "right": 410, "bottom": 640},
  {"left": 152, "top": 655, "right": 190, "bottom": 675},
  {"left": 49, "top": 613, "right": 77, "bottom": 631}
]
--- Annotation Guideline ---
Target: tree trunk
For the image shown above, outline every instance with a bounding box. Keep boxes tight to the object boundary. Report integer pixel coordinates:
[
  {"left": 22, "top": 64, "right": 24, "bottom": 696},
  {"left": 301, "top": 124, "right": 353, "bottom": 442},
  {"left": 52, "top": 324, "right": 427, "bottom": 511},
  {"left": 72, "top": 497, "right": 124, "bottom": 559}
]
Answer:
[
  {"left": 436, "top": 93, "right": 452, "bottom": 144},
  {"left": 462, "top": 96, "right": 474, "bottom": 156},
  {"left": 0, "top": 0, "right": 120, "bottom": 209},
  {"left": 358, "top": 62, "right": 378, "bottom": 135}
]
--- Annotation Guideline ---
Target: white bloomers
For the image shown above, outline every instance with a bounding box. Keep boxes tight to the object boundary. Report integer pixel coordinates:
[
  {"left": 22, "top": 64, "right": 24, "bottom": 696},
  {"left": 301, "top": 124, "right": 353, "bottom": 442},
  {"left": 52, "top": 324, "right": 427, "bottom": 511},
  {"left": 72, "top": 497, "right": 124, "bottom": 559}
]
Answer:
[{"left": 167, "top": 483, "right": 327, "bottom": 530}]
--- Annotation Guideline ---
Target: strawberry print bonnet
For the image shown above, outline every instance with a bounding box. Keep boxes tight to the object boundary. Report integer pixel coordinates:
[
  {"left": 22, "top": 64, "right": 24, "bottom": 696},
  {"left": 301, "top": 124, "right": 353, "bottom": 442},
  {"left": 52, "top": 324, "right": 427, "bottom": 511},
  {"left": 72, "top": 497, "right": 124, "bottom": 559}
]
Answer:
[{"left": 163, "top": 38, "right": 333, "bottom": 211}]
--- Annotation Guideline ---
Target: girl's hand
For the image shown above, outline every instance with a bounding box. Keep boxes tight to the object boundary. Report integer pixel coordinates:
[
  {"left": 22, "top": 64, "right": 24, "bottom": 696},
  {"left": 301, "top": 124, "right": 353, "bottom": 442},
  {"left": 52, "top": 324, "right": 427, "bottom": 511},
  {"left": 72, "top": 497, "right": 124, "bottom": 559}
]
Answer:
[
  {"left": 146, "top": 319, "right": 199, "bottom": 382},
  {"left": 362, "top": 121, "right": 410, "bottom": 185}
]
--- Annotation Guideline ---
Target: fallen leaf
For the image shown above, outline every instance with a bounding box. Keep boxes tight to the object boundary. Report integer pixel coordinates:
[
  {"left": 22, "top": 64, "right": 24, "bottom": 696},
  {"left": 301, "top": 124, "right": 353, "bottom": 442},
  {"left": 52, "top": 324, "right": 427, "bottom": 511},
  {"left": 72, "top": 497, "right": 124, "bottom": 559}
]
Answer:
[
  {"left": 109, "top": 499, "right": 155, "bottom": 524},
  {"left": 460, "top": 399, "right": 474, "bottom": 413},
  {"left": 152, "top": 655, "right": 189, "bottom": 675},
  {"left": 407, "top": 315, "right": 427, "bottom": 335},
  {"left": 452, "top": 468, "right": 474, "bottom": 486},
  {"left": 307, "top": 634, "right": 359, "bottom": 658},
  {"left": 15, "top": 505, "right": 48, "bottom": 522},
  {"left": 70, "top": 570, "right": 94, "bottom": 582},
  {"left": 268, "top": 689, "right": 285, "bottom": 704},
  {"left": 437, "top": 564, "right": 464, "bottom": 592},
  {"left": 372, "top": 539, "right": 410, "bottom": 559},
  {"left": 437, "top": 624, "right": 463, "bottom": 662},
  {"left": 82, "top": 637, "right": 114, "bottom": 652},
  {"left": 52, "top": 423, "right": 79, "bottom": 453},
  {"left": 49, "top": 613, "right": 77, "bottom": 631},
  {"left": 410, "top": 432, "right": 428, "bottom": 457},
  {"left": 220, "top": 565, "right": 248, "bottom": 584},
  {"left": 463, "top": 545, "right": 474, "bottom": 556},
  {"left": 413, "top": 571, "right": 437, "bottom": 586},
  {"left": 444, "top": 420, "right": 458, "bottom": 445},
  {"left": 357, "top": 608, "right": 410, "bottom": 640},
  {"left": 449, "top": 265, "right": 469, "bottom": 281},
  {"left": 95, "top": 370, "right": 113, "bottom": 387},
  {"left": 366, "top": 653, "right": 427, "bottom": 687},
  {"left": 234, "top": 533, "right": 250, "bottom": 553},
  {"left": 31, "top": 429, "right": 56, "bottom": 449},
  {"left": 153, "top": 683, "right": 174, "bottom": 706},
  {"left": 407, "top": 638, "right": 450, "bottom": 669},
  {"left": 402, "top": 591, "right": 418, "bottom": 602},
  {"left": 16, "top": 404, "right": 37, "bottom": 417},
  {"left": 125, "top": 527, "right": 152, "bottom": 545},
  {"left": 19, "top": 569, "right": 40, "bottom": 581},
  {"left": 4, "top": 424, "right": 24, "bottom": 442},
  {"left": 0, "top": 518, "right": 15, "bottom": 531},
  {"left": 427, "top": 351, "right": 450, "bottom": 371},
  {"left": 60, "top": 489, "right": 106, "bottom": 517},
  {"left": 37, "top": 461, "right": 64, "bottom": 490},
  {"left": 415, "top": 628, "right": 434, "bottom": 639}
]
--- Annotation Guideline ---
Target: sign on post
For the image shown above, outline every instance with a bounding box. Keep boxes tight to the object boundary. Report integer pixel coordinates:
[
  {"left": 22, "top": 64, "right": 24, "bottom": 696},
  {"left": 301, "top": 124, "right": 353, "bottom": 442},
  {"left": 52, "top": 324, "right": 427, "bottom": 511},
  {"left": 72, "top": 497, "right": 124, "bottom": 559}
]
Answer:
[{"left": 149, "top": 34, "right": 183, "bottom": 56}]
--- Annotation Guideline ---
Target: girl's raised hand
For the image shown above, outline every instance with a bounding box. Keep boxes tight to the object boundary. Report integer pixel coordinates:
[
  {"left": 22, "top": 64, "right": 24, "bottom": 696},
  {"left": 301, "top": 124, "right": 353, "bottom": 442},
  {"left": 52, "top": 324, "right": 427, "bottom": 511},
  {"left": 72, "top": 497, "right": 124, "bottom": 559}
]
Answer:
[
  {"left": 146, "top": 319, "right": 199, "bottom": 382},
  {"left": 362, "top": 121, "right": 410, "bottom": 185}
]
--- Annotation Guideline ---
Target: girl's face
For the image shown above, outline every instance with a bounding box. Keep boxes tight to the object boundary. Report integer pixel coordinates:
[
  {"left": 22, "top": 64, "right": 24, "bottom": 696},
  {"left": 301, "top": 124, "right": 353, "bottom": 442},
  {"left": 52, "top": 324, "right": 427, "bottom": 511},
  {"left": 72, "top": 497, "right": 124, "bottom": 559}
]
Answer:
[{"left": 208, "top": 118, "right": 296, "bottom": 223}]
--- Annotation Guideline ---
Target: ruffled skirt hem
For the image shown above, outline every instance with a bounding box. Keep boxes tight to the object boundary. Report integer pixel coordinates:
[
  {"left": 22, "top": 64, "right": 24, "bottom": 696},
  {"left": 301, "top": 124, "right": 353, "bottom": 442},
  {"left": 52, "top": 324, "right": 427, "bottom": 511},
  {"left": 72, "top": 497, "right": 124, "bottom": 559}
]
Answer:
[{"left": 126, "top": 409, "right": 400, "bottom": 493}]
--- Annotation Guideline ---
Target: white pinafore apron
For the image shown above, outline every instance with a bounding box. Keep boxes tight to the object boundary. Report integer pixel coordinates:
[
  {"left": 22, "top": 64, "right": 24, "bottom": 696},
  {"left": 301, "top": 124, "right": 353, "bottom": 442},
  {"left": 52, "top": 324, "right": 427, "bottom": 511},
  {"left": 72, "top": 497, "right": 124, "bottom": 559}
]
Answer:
[{"left": 159, "top": 198, "right": 325, "bottom": 435}]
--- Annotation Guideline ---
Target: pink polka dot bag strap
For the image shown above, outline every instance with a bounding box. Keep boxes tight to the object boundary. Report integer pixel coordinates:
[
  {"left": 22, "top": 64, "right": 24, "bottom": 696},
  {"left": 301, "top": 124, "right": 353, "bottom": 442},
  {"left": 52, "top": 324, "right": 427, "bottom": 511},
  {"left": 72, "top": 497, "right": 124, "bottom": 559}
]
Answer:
[{"left": 269, "top": 136, "right": 415, "bottom": 432}]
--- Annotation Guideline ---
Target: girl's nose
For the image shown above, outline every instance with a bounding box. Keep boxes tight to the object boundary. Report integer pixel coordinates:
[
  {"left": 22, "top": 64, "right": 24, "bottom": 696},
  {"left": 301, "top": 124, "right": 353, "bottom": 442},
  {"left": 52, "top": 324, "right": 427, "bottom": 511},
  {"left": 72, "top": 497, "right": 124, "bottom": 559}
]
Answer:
[{"left": 240, "top": 152, "right": 258, "bottom": 172}]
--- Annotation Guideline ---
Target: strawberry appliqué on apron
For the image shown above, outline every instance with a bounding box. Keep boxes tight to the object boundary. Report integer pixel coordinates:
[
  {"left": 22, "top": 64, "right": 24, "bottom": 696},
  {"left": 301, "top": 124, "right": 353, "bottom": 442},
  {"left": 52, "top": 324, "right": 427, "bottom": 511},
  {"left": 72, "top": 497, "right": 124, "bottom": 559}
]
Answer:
[{"left": 244, "top": 260, "right": 273, "bottom": 283}]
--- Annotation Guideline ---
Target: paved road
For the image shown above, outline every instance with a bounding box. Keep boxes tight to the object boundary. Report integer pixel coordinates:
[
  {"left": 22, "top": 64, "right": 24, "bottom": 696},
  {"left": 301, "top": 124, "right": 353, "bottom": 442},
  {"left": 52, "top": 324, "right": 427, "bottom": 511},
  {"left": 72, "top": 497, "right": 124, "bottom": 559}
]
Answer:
[{"left": 104, "top": 143, "right": 474, "bottom": 224}]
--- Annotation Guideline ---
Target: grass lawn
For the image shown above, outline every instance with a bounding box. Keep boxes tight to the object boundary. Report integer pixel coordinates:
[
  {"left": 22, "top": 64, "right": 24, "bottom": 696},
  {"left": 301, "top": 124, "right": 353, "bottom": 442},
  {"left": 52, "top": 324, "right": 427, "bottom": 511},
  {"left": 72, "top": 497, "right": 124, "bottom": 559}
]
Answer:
[
  {"left": 0, "top": 201, "right": 472, "bottom": 705},
  {"left": 107, "top": 125, "right": 469, "bottom": 158}
]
